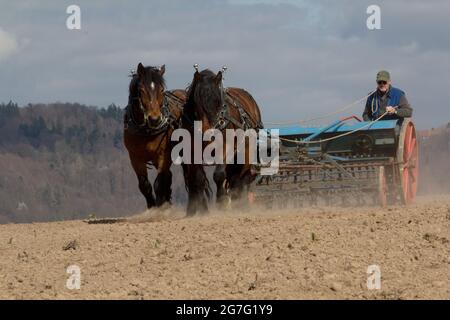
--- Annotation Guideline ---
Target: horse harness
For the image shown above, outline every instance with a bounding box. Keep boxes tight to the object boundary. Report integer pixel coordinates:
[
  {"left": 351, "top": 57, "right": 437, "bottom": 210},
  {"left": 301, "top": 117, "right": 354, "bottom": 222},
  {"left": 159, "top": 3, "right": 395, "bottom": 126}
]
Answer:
[
  {"left": 212, "top": 93, "right": 247, "bottom": 130},
  {"left": 212, "top": 83, "right": 264, "bottom": 131},
  {"left": 124, "top": 91, "right": 184, "bottom": 136}
]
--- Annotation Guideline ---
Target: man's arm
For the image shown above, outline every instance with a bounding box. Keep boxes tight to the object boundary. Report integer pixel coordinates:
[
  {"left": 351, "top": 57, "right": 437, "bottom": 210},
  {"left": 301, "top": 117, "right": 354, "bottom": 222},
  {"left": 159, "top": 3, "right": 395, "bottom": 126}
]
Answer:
[{"left": 395, "top": 95, "right": 413, "bottom": 118}]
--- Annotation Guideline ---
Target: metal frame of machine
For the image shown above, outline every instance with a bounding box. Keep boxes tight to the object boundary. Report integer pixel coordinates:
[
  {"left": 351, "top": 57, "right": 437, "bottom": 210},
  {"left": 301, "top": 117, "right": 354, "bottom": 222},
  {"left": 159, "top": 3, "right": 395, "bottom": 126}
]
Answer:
[{"left": 255, "top": 116, "right": 419, "bottom": 207}]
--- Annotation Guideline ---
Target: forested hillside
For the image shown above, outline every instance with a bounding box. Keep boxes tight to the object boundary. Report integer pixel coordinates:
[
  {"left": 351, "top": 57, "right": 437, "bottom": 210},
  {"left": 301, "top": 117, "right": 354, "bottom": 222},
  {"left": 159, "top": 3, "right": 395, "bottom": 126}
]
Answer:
[{"left": 0, "top": 101, "right": 185, "bottom": 224}]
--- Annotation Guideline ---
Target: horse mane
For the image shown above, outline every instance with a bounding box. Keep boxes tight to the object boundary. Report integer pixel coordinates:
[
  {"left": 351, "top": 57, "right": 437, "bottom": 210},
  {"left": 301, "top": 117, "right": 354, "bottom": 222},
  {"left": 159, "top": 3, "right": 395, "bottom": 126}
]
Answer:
[{"left": 185, "top": 69, "right": 221, "bottom": 124}]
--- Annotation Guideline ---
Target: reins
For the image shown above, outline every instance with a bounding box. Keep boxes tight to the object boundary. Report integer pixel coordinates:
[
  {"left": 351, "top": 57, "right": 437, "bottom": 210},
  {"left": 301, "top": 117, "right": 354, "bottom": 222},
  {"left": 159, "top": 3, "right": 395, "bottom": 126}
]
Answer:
[{"left": 265, "top": 91, "right": 376, "bottom": 127}]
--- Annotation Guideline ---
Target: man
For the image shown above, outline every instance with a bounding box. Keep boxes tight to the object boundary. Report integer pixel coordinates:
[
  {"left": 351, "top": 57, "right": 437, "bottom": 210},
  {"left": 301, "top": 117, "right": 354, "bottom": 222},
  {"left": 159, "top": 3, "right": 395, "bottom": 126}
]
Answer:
[{"left": 363, "top": 70, "right": 412, "bottom": 121}]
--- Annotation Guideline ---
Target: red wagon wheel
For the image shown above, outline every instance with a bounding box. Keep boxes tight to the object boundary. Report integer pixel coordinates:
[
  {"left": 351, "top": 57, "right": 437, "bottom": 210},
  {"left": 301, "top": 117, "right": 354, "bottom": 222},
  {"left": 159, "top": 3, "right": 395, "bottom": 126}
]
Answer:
[{"left": 396, "top": 120, "right": 419, "bottom": 204}]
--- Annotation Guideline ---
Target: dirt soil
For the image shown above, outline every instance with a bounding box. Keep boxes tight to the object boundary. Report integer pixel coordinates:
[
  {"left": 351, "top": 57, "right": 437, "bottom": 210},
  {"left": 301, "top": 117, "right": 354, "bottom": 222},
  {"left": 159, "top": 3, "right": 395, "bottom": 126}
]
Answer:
[{"left": 0, "top": 195, "right": 449, "bottom": 300}]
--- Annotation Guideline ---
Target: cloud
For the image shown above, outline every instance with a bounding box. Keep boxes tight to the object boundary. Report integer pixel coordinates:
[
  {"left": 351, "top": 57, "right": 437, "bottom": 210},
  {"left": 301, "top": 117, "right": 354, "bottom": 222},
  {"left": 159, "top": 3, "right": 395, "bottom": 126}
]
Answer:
[
  {"left": 0, "top": 28, "right": 18, "bottom": 61},
  {"left": 0, "top": 0, "right": 449, "bottom": 129}
]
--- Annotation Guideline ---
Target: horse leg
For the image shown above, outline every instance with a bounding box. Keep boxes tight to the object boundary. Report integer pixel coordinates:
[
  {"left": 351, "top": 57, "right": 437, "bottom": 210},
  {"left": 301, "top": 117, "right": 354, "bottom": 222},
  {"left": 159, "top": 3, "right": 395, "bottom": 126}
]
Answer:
[
  {"left": 154, "top": 169, "right": 172, "bottom": 207},
  {"left": 213, "top": 164, "right": 231, "bottom": 210},
  {"left": 227, "top": 165, "right": 245, "bottom": 202},
  {"left": 227, "top": 164, "right": 256, "bottom": 209},
  {"left": 183, "top": 164, "right": 209, "bottom": 216},
  {"left": 131, "top": 158, "right": 156, "bottom": 209},
  {"left": 241, "top": 165, "right": 258, "bottom": 205}
]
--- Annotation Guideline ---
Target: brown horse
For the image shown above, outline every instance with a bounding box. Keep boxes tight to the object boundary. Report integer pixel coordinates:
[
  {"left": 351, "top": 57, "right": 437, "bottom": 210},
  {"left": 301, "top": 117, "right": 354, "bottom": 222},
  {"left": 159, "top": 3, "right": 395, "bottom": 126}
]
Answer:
[
  {"left": 181, "top": 67, "right": 263, "bottom": 215},
  {"left": 124, "top": 63, "right": 186, "bottom": 208}
]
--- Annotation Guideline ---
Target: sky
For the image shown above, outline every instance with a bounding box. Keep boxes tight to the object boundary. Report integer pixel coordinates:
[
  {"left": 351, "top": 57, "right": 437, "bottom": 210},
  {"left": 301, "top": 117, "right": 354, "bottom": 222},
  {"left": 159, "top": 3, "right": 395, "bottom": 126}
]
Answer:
[{"left": 0, "top": 0, "right": 449, "bottom": 129}]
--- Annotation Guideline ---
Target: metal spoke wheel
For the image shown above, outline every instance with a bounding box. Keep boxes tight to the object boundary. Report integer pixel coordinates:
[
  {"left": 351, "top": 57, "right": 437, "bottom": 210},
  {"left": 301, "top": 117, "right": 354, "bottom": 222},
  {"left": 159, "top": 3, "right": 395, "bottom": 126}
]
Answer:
[{"left": 396, "top": 119, "right": 419, "bottom": 205}]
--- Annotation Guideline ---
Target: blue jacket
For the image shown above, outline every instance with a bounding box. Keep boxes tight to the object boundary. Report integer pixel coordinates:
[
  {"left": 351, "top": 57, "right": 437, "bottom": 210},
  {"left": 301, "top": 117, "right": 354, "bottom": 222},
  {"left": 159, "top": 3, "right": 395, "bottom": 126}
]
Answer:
[{"left": 366, "top": 86, "right": 405, "bottom": 118}]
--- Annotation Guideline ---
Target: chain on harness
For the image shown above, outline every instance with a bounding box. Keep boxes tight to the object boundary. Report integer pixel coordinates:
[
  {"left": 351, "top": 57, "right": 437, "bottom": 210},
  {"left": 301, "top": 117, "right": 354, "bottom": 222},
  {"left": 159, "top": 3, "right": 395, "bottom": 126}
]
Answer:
[
  {"left": 370, "top": 91, "right": 381, "bottom": 118},
  {"left": 215, "top": 65, "right": 230, "bottom": 130}
]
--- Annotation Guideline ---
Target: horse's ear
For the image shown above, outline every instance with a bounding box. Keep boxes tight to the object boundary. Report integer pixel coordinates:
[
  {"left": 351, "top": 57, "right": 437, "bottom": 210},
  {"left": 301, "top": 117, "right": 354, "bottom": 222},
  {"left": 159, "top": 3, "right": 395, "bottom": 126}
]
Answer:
[
  {"left": 194, "top": 70, "right": 202, "bottom": 82},
  {"left": 159, "top": 64, "right": 166, "bottom": 76},
  {"left": 137, "top": 63, "right": 145, "bottom": 78},
  {"left": 214, "top": 71, "right": 223, "bottom": 85}
]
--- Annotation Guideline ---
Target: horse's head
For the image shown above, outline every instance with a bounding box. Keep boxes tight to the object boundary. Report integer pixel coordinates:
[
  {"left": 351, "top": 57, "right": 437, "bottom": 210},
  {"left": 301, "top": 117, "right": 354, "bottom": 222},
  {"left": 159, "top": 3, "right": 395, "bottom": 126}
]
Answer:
[
  {"left": 135, "top": 62, "right": 166, "bottom": 126},
  {"left": 187, "top": 66, "right": 225, "bottom": 125}
]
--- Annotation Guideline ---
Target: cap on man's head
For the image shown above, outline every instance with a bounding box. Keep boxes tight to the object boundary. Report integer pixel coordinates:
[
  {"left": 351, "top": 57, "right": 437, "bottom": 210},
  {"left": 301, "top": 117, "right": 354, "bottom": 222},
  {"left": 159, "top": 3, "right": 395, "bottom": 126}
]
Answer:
[{"left": 376, "top": 70, "right": 390, "bottom": 82}]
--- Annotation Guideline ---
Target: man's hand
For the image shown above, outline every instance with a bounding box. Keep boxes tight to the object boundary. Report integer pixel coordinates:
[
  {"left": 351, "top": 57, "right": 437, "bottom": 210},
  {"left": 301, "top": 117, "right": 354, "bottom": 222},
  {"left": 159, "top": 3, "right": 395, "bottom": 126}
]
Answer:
[{"left": 386, "top": 106, "right": 397, "bottom": 114}]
